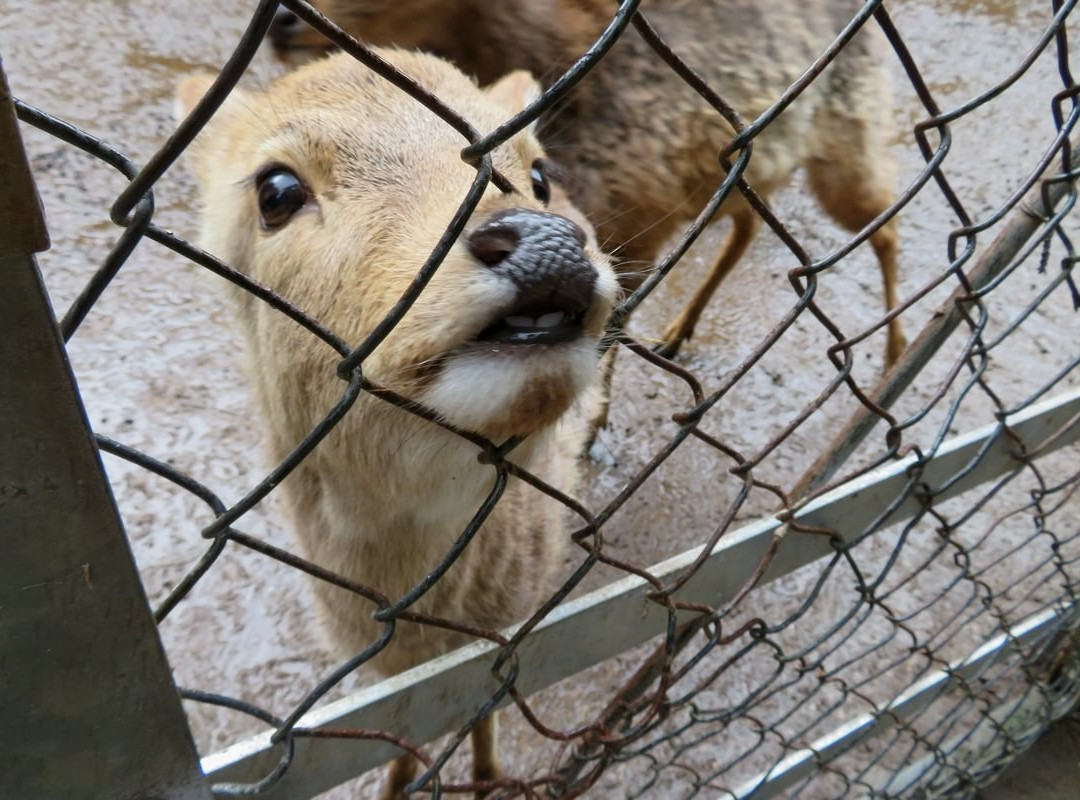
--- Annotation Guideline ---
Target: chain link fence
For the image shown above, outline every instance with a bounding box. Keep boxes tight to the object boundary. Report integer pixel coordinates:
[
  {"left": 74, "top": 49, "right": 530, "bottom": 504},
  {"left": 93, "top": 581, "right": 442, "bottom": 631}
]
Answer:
[{"left": 5, "top": 0, "right": 1080, "bottom": 797}]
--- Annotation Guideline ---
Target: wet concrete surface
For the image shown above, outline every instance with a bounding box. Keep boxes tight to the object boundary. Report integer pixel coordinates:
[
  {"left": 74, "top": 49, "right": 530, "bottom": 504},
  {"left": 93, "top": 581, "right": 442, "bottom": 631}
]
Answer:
[{"left": 3, "top": 0, "right": 1080, "bottom": 797}]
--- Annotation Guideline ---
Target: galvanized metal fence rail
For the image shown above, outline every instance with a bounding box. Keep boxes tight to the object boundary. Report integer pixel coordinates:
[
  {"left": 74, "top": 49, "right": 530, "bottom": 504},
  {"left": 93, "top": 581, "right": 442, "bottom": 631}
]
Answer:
[{"left": 4, "top": 0, "right": 1080, "bottom": 798}]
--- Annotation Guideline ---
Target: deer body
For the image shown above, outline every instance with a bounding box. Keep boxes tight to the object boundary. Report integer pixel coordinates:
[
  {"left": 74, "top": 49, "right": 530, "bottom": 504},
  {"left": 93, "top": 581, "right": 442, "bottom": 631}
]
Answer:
[{"left": 178, "top": 50, "right": 617, "bottom": 795}]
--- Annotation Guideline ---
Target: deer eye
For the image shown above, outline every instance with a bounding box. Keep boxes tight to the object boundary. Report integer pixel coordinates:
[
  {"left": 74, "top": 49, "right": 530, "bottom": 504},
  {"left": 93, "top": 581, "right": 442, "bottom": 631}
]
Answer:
[
  {"left": 256, "top": 168, "right": 309, "bottom": 229},
  {"left": 530, "top": 159, "right": 551, "bottom": 205}
]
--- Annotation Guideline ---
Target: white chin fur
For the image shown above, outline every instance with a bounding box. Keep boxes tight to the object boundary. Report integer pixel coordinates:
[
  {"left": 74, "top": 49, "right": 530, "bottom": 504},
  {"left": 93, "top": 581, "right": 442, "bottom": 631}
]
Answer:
[{"left": 421, "top": 341, "right": 598, "bottom": 434}]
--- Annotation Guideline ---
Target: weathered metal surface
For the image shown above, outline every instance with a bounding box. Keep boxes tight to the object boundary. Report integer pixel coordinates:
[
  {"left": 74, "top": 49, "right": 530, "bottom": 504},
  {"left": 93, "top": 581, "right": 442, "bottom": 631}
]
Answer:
[{"left": 0, "top": 57, "right": 211, "bottom": 800}]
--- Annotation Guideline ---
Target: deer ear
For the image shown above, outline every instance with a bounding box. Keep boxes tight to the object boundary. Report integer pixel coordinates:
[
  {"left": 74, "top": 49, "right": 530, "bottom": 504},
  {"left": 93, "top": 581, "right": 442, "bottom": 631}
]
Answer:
[
  {"left": 175, "top": 74, "right": 255, "bottom": 125},
  {"left": 484, "top": 70, "right": 542, "bottom": 123},
  {"left": 174, "top": 75, "right": 254, "bottom": 186},
  {"left": 176, "top": 74, "right": 215, "bottom": 120}
]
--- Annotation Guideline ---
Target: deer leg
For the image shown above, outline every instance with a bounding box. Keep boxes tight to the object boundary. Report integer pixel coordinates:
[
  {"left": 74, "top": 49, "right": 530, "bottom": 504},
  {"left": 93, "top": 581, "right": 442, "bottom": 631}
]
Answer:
[
  {"left": 656, "top": 210, "right": 761, "bottom": 359},
  {"left": 380, "top": 754, "right": 420, "bottom": 800},
  {"left": 471, "top": 713, "right": 501, "bottom": 799}
]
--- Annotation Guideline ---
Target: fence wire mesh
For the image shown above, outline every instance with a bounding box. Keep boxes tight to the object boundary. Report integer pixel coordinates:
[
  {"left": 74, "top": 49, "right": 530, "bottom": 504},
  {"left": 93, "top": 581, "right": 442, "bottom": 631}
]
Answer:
[{"left": 5, "top": 0, "right": 1080, "bottom": 798}]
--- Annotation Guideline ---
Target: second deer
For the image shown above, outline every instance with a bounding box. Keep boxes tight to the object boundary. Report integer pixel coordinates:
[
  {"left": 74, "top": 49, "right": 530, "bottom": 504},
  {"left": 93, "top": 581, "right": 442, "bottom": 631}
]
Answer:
[{"left": 271, "top": 0, "right": 905, "bottom": 366}]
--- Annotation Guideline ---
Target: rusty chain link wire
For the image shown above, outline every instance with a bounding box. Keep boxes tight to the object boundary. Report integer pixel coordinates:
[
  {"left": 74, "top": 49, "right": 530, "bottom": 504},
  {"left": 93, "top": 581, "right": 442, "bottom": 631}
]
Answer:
[{"left": 8, "top": 0, "right": 1080, "bottom": 797}]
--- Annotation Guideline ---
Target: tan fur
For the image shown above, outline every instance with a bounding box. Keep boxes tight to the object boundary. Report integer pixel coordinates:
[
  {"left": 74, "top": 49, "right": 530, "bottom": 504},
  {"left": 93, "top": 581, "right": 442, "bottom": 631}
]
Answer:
[
  {"left": 274, "top": 0, "right": 906, "bottom": 363},
  {"left": 177, "top": 50, "right": 617, "bottom": 797}
]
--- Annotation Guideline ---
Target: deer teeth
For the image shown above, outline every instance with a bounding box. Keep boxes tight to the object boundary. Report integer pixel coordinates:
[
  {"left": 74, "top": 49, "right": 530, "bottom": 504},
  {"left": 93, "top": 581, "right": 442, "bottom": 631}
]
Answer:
[
  {"left": 536, "top": 311, "right": 566, "bottom": 328},
  {"left": 500, "top": 311, "right": 568, "bottom": 330}
]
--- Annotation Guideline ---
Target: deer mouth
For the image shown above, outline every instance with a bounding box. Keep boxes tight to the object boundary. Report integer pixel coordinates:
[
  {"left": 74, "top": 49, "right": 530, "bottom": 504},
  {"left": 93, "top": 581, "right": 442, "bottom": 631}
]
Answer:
[
  {"left": 400, "top": 295, "right": 592, "bottom": 392},
  {"left": 476, "top": 303, "right": 585, "bottom": 346},
  {"left": 463, "top": 208, "right": 601, "bottom": 348}
]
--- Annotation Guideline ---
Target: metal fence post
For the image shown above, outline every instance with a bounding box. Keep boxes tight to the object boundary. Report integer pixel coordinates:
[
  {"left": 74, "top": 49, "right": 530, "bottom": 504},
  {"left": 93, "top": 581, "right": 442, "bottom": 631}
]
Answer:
[{"left": 0, "top": 56, "right": 213, "bottom": 800}]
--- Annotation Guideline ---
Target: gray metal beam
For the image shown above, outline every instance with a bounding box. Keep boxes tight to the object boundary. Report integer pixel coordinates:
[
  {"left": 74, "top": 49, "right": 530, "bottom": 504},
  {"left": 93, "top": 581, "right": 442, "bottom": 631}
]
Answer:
[{"left": 0, "top": 56, "right": 213, "bottom": 800}]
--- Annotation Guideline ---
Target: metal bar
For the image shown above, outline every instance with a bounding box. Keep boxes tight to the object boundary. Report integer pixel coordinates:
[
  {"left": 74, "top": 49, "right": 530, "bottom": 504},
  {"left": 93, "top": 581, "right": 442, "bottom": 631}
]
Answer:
[
  {"left": 729, "top": 604, "right": 1075, "bottom": 799},
  {"left": 203, "top": 386, "right": 1080, "bottom": 798},
  {"left": 793, "top": 139, "right": 1080, "bottom": 500},
  {"left": 0, "top": 60, "right": 213, "bottom": 800}
]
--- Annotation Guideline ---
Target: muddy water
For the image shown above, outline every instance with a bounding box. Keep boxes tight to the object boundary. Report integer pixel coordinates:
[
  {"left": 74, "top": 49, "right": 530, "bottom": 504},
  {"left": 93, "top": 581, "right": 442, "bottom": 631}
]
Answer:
[{"left": 3, "top": 1, "right": 1079, "bottom": 797}]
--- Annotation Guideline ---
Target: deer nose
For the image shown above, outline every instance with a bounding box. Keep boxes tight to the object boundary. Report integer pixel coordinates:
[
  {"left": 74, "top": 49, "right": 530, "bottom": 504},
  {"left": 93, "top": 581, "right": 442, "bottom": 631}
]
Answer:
[
  {"left": 268, "top": 8, "right": 303, "bottom": 47},
  {"left": 468, "top": 225, "right": 521, "bottom": 267},
  {"left": 467, "top": 209, "right": 596, "bottom": 313}
]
